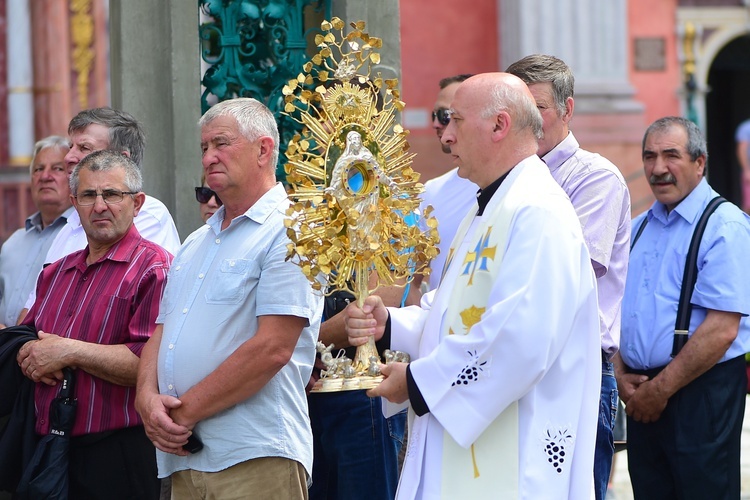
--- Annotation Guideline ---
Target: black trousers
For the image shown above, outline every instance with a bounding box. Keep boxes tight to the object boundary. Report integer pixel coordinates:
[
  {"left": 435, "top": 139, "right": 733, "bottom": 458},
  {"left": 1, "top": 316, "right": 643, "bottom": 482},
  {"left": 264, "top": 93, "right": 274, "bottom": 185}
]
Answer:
[
  {"left": 626, "top": 355, "right": 746, "bottom": 500},
  {"left": 68, "top": 425, "right": 159, "bottom": 500}
]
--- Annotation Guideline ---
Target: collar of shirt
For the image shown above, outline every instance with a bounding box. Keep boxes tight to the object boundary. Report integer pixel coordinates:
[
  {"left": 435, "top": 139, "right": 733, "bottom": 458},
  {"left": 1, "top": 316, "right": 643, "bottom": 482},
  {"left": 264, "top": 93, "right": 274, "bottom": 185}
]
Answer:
[
  {"left": 25, "top": 212, "right": 44, "bottom": 232},
  {"left": 24, "top": 205, "right": 74, "bottom": 233},
  {"left": 477, "top": 171, "right": 510, "bottom": 216},
  {"left": 61, "top": 224, "right": 144, "bottom": 272},
  {"left": 648, "top": 177, "right": 710, "bottom": 226},
  {"left": 208, "top": 183, "right": 289, "bottom": 233},
  {"left": 541, "top": 131, "right": 578, "bottom": 173}
]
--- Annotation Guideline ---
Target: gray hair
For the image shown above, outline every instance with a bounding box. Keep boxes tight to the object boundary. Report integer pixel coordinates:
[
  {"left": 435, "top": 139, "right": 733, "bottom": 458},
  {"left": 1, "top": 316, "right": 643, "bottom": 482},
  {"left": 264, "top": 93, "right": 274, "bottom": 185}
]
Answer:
[
  {"left": 199, "top": 98, "right": 280, "bottom": 169},
  {"left": 30, "top": 135, "right": 70, "bottom": 173},
  {"left": 480, "top": 81, "right": 544, "bottom": 140},
  {"left": 506, "top": 54, "right": 575, "bottom": 118},
  {"left": 68, "top": 107, "right": 146, "bottom": 167},
  {"left": 643, "top": 117, "right": 708, "bottom": 166},
  {"left": 70, "top": 150, "right": 143, "bottom": 195}
]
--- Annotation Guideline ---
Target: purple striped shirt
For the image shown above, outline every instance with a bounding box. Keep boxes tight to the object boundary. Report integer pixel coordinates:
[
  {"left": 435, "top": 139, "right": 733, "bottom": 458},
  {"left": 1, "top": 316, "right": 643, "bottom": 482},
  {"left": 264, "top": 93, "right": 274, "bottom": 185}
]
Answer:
[{"left": 23, "top": 225, "right": 172, "bottom": 436}]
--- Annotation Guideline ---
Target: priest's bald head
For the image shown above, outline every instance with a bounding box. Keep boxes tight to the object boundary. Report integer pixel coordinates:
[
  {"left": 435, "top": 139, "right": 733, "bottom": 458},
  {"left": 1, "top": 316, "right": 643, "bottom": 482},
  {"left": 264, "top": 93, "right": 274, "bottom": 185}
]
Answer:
[{"left": 440, "top": 73, "right": 543, "bottom": 189}]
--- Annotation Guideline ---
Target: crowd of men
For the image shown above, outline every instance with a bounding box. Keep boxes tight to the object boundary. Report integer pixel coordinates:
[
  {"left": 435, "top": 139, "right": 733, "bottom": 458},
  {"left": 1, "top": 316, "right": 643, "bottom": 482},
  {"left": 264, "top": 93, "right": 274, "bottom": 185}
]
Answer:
[{"left": 0, "top": 52, "right": 749, "bottom": 500}]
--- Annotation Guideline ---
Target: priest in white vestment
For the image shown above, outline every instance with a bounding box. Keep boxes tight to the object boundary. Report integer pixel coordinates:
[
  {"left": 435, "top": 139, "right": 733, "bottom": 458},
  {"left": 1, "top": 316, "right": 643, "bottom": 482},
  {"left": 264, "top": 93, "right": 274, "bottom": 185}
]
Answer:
[{"left": 345, "top": 73, "right": 600, "bottom": 499}]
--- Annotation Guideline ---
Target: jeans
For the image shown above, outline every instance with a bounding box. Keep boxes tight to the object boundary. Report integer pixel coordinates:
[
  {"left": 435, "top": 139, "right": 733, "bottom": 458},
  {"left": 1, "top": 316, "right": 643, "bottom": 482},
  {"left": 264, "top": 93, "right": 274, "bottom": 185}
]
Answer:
[
  {"left": 594, "top": 359, "right": 617, "bottom": 500},
  {"left": 308, "top": 390, "right": 406, "bottom": 500}
]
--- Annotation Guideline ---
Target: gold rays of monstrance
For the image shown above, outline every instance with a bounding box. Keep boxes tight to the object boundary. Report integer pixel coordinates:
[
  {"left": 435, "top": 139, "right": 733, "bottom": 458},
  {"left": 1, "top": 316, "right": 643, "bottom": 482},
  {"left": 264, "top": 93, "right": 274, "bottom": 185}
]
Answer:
[{"left": 283, "top": 18, "right": 439, "bottom": 392}]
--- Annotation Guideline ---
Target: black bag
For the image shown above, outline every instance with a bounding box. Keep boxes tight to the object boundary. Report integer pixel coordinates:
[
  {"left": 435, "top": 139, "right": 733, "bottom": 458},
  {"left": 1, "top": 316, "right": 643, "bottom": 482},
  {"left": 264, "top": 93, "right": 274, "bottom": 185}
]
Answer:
[{"left": 16, "top": 368, "right": 76, "bottom": 500}]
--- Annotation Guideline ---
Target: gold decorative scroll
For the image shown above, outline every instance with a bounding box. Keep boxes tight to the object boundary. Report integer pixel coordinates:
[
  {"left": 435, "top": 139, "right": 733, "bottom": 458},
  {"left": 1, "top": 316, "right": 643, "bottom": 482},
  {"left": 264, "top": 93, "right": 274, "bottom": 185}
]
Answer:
[{"left": 70, "top": 0, "right": 94, "bottom": 110}]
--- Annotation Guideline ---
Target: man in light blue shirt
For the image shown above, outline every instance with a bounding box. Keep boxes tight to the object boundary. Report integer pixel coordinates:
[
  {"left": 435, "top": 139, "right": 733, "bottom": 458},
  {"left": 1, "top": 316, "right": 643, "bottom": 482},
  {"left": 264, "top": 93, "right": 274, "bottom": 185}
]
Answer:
[
  {"left": 615, "top": 116, "right": 750, "bottom": 499},
  {"left": 136, "top": 98, "right": 322, "bottom": 499},
  {"left": 0, "top": 136, "right": 72, "bottom": 327}
]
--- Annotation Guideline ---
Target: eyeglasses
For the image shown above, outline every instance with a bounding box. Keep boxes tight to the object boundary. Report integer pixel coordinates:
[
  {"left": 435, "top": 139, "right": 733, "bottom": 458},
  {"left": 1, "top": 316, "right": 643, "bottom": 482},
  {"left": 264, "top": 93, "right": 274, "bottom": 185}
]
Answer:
[
  {"left": 195, "top": 186, "right": 222, "bottom": 205},
  {"left": 75, "top": 189, "right": 137, "bottom": 206},
  {"left": 431, "top": 108, "right": 451, "bottom": 126}
]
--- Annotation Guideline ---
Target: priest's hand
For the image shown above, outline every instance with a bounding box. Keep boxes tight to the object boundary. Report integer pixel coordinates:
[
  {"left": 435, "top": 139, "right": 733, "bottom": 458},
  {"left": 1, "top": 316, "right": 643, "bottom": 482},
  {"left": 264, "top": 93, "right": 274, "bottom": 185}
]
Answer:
[
  {"left": 344, "top": 295, "right": 388, "bottom": 346},
  {"left": 624, "top": 378, "right": 669, "bottom": 423},
  {"left": 367, "top": 362, "right": 409, "bottom": 403}
]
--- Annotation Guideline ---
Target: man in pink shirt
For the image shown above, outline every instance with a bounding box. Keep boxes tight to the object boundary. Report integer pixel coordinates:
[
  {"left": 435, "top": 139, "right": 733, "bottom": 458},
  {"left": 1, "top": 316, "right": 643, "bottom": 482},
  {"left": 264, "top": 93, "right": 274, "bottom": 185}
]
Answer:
[
  {"left": 16, "top": 150, "right": 171, "bottom": 499},
  {"left": 508, "top": 54, "right": 632, "bottom": 500}
]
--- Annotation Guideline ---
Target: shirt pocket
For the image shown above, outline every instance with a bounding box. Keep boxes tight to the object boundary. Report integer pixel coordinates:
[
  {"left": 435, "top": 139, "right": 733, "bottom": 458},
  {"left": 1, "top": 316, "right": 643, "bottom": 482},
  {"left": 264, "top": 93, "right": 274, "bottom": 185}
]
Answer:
[{"left": 205, "top": 258, "right": 258, "bottom": 305}]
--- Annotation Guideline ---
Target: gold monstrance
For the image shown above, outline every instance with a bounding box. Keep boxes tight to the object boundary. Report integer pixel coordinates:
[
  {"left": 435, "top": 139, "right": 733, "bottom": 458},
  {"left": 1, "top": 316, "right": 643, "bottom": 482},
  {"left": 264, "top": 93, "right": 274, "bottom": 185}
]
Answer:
[{"left": 283, "top": 18, "right": 439, "bottom": 392}]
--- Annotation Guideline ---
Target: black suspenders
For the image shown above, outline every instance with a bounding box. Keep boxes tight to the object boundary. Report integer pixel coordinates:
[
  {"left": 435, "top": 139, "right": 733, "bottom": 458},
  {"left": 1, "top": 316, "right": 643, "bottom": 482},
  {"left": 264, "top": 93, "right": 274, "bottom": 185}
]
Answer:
[{"left": 630, "top": 196, "right": 727, "bottom": 357}]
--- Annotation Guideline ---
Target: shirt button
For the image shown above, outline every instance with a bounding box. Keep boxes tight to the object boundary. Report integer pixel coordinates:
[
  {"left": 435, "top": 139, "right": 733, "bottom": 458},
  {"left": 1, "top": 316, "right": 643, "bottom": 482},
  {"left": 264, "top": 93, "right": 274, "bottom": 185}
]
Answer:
[
  {"left": 215, "top": 238, "right": 221, "bottom": 244},
  {"left": 168, "top": 384, "right": 173, "bottom": 390},
  {"left": 198, "top": 273, "right": 204, "bottom": 279},
  {"left": 169, "top": 344, "right": 174, "bottom": 350},
  {"left": 230, "top": 260, "right": 235, "bottom": 267},
  {"left": 182, "top": 308, "right": 188, "bottom": 314},
  {"left": 176, "top": 265, "right": 181, "bottom": 270}
]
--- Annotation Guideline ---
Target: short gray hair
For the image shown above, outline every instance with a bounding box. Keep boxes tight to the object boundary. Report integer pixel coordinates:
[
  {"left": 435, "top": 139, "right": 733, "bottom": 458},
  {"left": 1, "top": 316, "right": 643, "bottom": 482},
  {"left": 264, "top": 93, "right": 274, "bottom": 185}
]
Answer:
[
  {"left": 643, "top": 116, "right": 708, "bottom": 166},
  {"left": 199, "top": 98, "right": 280, "bottom": 169},
  {"left": 481, "top": 81, "right": 544, "bottom": 140},
  {"left": 506, "top": 54, "right": 575, "bottom": 118},
  {"left": 68, "top": 107, "right": 146, "bottom": 167},
  {"left": 70, "top": 150, "right": 143, "bottom": 195},
  {"left": 30, "top": 135, "right": 70, "bottom": 173}
]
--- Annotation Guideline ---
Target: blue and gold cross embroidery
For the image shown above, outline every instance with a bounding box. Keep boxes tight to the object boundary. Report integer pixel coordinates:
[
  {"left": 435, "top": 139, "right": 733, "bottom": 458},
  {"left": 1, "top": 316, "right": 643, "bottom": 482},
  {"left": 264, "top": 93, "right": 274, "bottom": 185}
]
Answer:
[{"left": 461, "top": 227, "right": 497, "bottom": 285}]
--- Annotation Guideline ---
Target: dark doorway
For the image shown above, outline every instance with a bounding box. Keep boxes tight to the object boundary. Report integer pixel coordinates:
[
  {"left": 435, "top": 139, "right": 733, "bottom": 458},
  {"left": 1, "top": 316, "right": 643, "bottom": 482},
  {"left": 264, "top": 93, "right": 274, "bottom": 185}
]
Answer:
[{"left": 705, "top": 33, "right": 750, "bottom": 206}]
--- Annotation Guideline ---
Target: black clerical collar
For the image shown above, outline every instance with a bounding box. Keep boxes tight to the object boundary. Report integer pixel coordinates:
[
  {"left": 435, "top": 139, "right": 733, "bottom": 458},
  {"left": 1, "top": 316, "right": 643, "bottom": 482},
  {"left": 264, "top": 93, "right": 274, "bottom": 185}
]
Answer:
[{"left": 476, "top": 171, "right": 510, "bottom": 215}]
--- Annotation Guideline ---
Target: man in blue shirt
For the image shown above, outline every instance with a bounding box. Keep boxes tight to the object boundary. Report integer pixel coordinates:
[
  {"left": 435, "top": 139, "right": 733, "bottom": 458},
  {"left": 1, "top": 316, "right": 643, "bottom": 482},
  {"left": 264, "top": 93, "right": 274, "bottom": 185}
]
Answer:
[{"left": 615, "top": 116, "right": 750, "bottom": 499}]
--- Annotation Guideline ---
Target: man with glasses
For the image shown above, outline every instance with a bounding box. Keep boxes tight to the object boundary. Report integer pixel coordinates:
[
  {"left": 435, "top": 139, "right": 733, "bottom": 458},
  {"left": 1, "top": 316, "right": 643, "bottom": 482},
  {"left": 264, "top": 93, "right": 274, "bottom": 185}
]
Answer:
[
  {"left": 0, "top": 136, "right": 72, "bottom": 328},
  {"left": 418, "top": 74, "right": 479, "bottom": 292},
  {"left": 15, "top": 150, "right": 171, "bottom": 499},
  {"left": 16, "top": 107, "right": 180, "bottom": 324}
]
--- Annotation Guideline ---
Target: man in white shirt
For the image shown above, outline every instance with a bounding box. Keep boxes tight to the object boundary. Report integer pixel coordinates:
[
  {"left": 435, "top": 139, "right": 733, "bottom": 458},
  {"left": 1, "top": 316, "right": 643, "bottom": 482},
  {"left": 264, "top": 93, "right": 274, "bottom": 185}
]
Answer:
[
  {"left": 17, "top": 108, "right": 180, "bottom": 324},
  {"left": 418, "top": 74, "right": 478, "bottom": 293}
]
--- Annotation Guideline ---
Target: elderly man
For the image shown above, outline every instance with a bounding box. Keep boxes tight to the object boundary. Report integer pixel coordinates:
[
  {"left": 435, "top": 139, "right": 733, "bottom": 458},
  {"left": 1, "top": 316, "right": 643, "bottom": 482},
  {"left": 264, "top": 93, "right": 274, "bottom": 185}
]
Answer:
[
  {"left": 507, "top": 54, "right": 632, "bottom": 500},
  {"left": 136, "top": 98, "right": 322, "bottom": 499},
  {"left": 15, "top": 150, "right": 171, "bottom": 499},
  {"left": 615, "top": 117, "right": 750, "bottom": 500},
  {"left": 345, "top": 73, "right": 600, "bottom": 499},
  {"left": 0, "top": 136, "right": 72, "bottom": 328},
  {"left": 17, "top": 107, "right": 180, "bottom": 324}
]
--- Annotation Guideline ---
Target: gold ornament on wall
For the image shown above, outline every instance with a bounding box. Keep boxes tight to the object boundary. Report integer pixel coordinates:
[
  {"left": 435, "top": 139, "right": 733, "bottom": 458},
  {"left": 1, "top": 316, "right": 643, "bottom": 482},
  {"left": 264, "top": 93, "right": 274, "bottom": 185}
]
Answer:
[{"left": 283, "top": 18, "right": 439, "bottom": 392}]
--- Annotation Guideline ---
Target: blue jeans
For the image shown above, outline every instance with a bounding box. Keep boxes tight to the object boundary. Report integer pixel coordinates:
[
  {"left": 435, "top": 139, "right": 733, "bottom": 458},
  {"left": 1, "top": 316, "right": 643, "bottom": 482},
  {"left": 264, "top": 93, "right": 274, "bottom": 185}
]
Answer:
[
  {"left": 594, "top": 359, "right": 618, "bottom": 500},
  {"left": 308, "top": 390, "right": 406, "bottom": 500}
]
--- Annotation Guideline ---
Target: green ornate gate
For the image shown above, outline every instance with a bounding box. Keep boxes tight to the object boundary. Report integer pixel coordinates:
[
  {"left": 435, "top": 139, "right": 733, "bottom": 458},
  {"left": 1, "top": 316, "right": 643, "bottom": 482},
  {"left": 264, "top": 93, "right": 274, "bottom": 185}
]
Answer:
[{"left": 199, "top": 0, "right": 332, "bottom": 180}]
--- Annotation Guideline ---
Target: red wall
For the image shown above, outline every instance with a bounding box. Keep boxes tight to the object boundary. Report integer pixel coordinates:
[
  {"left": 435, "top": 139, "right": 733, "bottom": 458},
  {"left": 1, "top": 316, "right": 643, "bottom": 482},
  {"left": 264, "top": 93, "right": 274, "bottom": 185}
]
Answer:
[
  {"left": 628, "top": 0, "right": 681, "bottom": 126},
  {"left": 400, "top": 0, "right": 499, "bottom": 180}
]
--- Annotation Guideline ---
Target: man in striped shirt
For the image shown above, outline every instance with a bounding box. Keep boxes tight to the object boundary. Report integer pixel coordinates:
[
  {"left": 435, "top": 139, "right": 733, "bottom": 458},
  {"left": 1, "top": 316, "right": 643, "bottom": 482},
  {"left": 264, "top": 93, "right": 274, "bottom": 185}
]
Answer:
[{"left": 16, "top": 150, "right": 171, "bottom": 499}]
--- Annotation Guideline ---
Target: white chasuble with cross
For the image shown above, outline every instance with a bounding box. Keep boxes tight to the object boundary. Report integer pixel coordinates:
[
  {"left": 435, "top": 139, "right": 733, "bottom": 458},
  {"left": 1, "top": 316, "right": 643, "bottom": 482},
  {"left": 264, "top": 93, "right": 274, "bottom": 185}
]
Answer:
[{"left": 389, "top": 156, "right": 600, "bottom": 499}]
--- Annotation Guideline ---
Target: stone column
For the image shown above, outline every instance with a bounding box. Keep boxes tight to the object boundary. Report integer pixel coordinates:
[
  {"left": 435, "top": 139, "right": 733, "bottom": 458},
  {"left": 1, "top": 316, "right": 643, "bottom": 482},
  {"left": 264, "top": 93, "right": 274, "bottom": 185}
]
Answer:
[
  {"left": 109, "top": 0, "right": 202, "bottom": 239},
  {"left": 332, "top": 0, "right": 401, "bottom": 81},
  {"left": 0, "top": 0, "right": 7, "bottom": 166},
  {"left": 499, "top": 0, "right": 643, "bottom": 132}
]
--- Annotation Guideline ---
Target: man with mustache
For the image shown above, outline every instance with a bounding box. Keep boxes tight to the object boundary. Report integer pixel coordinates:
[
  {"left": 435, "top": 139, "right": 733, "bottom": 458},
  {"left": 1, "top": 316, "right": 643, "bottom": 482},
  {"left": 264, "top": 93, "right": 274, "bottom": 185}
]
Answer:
[{"left": 615, "top": 116, "right": 750, "bottom": 499}]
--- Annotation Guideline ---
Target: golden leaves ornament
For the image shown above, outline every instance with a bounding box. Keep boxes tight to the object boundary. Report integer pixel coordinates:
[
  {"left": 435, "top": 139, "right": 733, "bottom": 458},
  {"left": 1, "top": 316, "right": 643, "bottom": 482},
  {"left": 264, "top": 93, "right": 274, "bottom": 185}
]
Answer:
[{"left": 283, "top": 18, "right": 439, "bottom": 304}]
